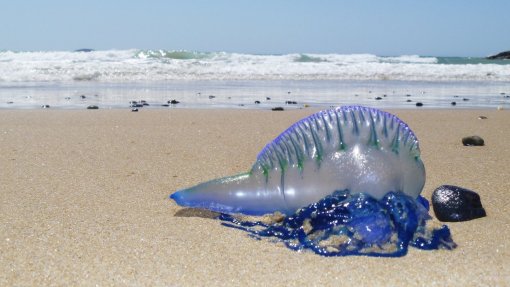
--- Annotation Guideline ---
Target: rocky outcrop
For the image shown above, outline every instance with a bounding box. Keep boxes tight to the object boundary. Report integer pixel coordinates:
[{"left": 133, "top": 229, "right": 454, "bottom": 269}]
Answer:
[{"left": 487, "top": 51, "right": 510, "bottom": 60}]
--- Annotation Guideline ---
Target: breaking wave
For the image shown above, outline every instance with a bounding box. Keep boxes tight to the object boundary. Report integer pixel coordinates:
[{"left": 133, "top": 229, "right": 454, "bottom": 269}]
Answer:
[{"left": 0, "top": 49, "right": 509, "bottom": 83}]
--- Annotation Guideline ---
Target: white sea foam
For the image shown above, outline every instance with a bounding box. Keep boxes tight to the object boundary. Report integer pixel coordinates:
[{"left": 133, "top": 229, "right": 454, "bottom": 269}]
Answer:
[{"left": 0, "top": 50, "right": 509, "bottom": 83}]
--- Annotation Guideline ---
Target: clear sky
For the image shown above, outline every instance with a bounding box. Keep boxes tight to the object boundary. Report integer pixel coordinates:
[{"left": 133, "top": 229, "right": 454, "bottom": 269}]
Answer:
[{"left": 1, "top": 0, "right": 509, "bottom": 57}]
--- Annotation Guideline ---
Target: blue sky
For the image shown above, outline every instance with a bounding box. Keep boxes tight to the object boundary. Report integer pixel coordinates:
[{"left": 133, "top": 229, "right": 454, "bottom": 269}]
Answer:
[{"left": 1, "top": 0, "right": 509, "bottom": 56}]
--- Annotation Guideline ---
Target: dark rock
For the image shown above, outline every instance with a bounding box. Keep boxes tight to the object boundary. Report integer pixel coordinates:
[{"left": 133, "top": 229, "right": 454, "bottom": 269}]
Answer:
[
  {"left": 432, "top": 185, "right": 486, "bottom": 222},
  {"left": 462, "top": 136, "right": 485, "bottom": 146},
  {"left": 486, "top": 50, "right": 510, "bottom": 60},
  {"left": 74, "top": 48, "right": 94, "bottom": 52},
  {"left": 375, "top": 97, "right": 383, "bottom": 100},
  {"left": 415, "top": 102, "right": 423, "bottom": 107},
  {"left": 451, "top": 101, "right": 456, "bottom": 106},
  {"left": 478, "top": 116, "right": 488, "bottom": 120},
  {"left": 272, "top": 107, "right": 284, "bottom": 111},
  {"left": 87, "top": 105, "right": 99, "bottom": 109},
  {"left": 168, "top": 100, "right": 180, "bottom": 104}
]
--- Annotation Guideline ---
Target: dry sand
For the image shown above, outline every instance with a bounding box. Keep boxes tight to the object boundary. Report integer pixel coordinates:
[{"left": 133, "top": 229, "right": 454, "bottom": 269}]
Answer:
[{"left": 1, "top": 108, "right": 508, "bottom": 286}]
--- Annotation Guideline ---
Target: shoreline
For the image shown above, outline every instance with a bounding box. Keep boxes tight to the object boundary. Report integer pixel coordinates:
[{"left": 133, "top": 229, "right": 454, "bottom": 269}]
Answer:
[
  {"left": 1, "top": 79, "right": 510, "bottom": 110},
  {"left": 1, "top": 108, "right": 508, "bottom": 286}
]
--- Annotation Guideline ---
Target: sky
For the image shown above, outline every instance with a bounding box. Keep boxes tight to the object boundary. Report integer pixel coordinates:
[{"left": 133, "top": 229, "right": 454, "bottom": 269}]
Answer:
[{"left": 1, "top": 0, "right": 509, "bottom": 57}]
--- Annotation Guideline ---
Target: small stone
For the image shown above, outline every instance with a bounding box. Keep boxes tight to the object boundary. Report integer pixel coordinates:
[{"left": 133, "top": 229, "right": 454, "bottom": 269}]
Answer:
[
  {"left": 87, "top": 105, "right": 99, "bottom": 109},
  {"left": 415, "top": 102, "right": 423, "bottom": 107},
  {"left": 272, "top": 107, "right": 284, "bottom": 111},
  {"left": 462, "top": 136, "right": 484, "bottom": 146},
  {"left": 432, "top": 185, "right": 486, "bottom": 222},
  {"left": 478, "top": 116, "right": 488, "bottom": 120}
]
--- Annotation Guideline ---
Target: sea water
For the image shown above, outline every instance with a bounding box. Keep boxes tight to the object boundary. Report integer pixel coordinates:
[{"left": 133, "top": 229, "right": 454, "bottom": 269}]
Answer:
[{"left": 1, "top": 49, "right": 509, "bottom": 109}]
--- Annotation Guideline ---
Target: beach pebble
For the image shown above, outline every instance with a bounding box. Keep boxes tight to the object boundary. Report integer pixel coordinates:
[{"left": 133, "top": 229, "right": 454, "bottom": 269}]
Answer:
[
  {"left": 462, "top": 136, "right": 484, "bottom": 146},
  {"left": 478, "top": 116, "right": 488, "bottom": 120},
  {"left": 415, "top": 102, "right": 423, "bottom": 107},
  {"left": 87, "top": 105, "right": 99, "bottom": 109},
  {"left": 432, "top": 185, "right": 486, "bottom": 222},
  {"left": 272, "top": 107, "right": 284, "bottom": 111}
]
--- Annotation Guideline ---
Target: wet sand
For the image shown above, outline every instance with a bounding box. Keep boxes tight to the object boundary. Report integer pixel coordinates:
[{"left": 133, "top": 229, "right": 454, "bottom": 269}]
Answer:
[{"left": 1, "top": 108, "right": 508, "bottom": 286}]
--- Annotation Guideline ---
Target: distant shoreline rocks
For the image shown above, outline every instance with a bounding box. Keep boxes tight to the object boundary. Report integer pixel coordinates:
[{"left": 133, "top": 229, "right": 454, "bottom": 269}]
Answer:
[
  {"left": 74, "top": 48, "right": 95, "bottom": 53},
  {"left": 486, "top": 50, "right": 510, "bottom": 60}
]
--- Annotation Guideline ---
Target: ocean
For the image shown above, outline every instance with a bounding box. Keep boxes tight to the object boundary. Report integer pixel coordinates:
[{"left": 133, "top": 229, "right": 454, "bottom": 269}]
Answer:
[{"left": 1, "top": 49, "right": 509, "bottom": 109}]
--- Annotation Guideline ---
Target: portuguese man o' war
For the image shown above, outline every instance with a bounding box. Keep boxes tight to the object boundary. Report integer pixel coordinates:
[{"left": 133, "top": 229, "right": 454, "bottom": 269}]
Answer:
[
  {"left": 172, "top": 105, "right": 425, "bottom": 215},
  {"left": 171, "top": 105, "right": 456, "bottom": 256}
]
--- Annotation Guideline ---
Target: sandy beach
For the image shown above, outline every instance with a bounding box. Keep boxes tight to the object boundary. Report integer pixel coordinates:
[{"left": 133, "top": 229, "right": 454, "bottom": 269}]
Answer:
[{"left": 1, "top": 108, "right": 508, "bottom": 286}]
